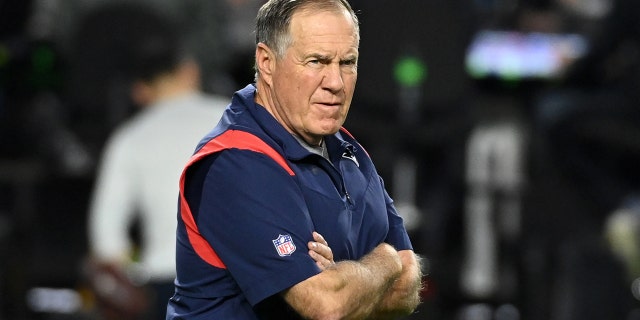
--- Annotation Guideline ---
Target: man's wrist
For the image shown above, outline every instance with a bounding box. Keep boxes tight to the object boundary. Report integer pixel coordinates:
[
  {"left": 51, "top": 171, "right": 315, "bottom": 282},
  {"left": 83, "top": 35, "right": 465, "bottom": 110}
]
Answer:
[{"left": 361, "top": 243, "right": 402, "bottom": 289}]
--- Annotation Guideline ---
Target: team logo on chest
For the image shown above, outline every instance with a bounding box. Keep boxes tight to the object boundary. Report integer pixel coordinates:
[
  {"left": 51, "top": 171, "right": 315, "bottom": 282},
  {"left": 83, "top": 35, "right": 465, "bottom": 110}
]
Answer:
[
  {"left": 272, "top": 234, "right": 296, "bottom": 257},
  {"left": 342, "top": 150, "right": 359, "bottom": 167}
]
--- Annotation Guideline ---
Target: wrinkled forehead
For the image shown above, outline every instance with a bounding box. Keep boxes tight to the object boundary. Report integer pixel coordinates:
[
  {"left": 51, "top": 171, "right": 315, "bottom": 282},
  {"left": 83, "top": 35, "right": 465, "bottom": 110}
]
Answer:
[{"left": 290, "top": 5, "right": 360, "bottom": 44}]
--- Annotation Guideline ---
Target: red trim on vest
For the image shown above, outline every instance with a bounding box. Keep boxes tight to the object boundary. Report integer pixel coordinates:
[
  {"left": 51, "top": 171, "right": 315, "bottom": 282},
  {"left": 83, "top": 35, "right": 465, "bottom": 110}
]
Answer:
[
  {"left": 178, "top": 130, "right": 295, "bottom": 268},
  {"left": 339, "top": 127, "right": 355, "bottom": 139},
  {"left": 340, "top": 127, "right": 370, "bottom": 158}
]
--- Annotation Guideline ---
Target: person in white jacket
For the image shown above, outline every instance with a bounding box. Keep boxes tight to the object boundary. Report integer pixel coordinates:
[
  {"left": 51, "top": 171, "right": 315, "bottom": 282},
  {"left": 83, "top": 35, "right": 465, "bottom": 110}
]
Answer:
[{"left": 83, "top": 3, "right": 228, "bottom": 319}]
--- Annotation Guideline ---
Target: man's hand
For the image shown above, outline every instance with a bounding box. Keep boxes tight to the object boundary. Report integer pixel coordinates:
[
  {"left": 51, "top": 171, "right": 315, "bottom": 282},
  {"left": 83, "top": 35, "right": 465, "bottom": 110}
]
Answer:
[
  {"left": 308, "top": 231, "right": 335, "bottom": 270},
  {"left": 284, "top": 242, "right": 402, "bottom": 319},
  {"left": 307, "top": 233, "right": 423, "bottom": 318},
  {"left": 373, "top": 250, "right": 423, "bottom": 319}
]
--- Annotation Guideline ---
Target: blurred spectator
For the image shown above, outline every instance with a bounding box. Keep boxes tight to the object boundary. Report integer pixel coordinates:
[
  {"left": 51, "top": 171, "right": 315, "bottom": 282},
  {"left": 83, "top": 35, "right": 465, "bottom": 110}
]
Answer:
[{"left": 79, "top": 3, "right": 228, "bottom": 319}]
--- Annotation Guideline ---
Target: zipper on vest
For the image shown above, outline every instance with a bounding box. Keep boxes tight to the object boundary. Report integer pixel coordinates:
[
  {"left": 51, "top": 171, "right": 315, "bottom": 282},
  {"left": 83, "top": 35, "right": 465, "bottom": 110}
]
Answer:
[
  {"left": 315, "top": 145, "right": 354, "bottom": 207},
  {"left": 345, "top": 190, "right": 353, "bottom": 205}
]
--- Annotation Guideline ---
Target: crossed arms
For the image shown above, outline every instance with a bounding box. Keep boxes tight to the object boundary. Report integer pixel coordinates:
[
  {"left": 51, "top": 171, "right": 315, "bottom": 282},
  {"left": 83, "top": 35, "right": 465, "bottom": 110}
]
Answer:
[{"left": 283, "top": 232, "right": 424, "bottom": 320}]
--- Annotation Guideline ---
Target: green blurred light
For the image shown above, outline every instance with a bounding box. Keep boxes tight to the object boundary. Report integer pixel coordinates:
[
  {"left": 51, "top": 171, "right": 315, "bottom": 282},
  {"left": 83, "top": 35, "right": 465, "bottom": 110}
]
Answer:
[
  {"left": 0, "top": 45, "right": 9, "bottom": 68},
  {"left": 28, "top": 45, "right": 62, "bottom": 90},
  {"left": 32, "top": 45, "right": 55, "bottom": 73},
  {"left": 394, "top": 56, "right": 427, "bottom": 87},
  {"left": 466, "top": 64, "right": 486, "bottom": 79}
]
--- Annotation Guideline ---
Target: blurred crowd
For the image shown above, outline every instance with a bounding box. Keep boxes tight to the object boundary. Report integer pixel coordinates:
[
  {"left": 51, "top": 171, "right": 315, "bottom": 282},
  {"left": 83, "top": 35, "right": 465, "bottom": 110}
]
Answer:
[{"left": 1, "top": 0, "right": 640, "bottom": 319}]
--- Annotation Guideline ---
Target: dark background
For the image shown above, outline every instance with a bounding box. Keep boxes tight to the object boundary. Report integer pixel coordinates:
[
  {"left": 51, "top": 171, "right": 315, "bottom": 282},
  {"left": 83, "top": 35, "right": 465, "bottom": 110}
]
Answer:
[{"left": 1, "top": 0, "right": 640, "bottom": 319}]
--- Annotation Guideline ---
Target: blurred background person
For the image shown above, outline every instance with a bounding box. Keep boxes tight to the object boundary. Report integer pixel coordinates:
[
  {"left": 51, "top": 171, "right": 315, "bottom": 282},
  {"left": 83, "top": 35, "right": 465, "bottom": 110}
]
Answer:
[{"left": 80, "top": 2, "right": 228, "bottom": 319}]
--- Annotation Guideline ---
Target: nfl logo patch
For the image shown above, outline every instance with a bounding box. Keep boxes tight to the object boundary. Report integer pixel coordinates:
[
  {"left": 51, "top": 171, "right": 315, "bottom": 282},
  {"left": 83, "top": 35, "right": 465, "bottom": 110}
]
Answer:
[{"left": 272, "top": 234, "right": 296, "bottom": 257}]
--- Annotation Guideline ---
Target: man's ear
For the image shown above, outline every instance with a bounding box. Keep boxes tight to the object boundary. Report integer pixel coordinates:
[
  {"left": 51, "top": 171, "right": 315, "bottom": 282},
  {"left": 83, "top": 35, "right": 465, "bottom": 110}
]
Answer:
[{"left": 255, "top": 42, "right": 276, "bottom": 86}]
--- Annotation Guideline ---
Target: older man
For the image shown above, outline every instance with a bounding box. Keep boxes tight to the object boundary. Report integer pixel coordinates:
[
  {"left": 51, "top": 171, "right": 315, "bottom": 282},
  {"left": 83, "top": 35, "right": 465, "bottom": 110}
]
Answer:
[{"left": 167, "top": 1, "right": 423, "bottom": 319}]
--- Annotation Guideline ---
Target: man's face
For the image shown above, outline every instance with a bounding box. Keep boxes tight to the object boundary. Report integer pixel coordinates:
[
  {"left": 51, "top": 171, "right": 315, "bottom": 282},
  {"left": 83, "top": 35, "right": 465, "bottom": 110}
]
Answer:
[{"left": 270, "top": 8, "right": 359, "bottom": 145}]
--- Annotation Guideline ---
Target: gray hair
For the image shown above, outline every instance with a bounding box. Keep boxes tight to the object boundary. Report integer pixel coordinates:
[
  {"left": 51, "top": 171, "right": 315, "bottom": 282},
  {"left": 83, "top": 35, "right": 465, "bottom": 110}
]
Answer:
[{"left": 254, "top": 0, "right": 359, "bottom": 78}]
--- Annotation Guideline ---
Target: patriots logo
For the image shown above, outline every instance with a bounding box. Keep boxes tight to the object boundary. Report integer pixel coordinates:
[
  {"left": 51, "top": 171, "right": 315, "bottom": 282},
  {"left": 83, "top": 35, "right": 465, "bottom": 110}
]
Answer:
[
  {"left": 342, "top": 150, "right": 359, "bottom": 167},
  {"left": 272, "top": 234, "right": 296, "bottom": 257}
]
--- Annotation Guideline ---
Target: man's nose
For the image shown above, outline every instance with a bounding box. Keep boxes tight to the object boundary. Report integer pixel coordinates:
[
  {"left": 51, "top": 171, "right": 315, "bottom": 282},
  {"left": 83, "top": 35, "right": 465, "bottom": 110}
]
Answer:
[{"left": 322, "top": 63, "right": 345, "bottom": 93}]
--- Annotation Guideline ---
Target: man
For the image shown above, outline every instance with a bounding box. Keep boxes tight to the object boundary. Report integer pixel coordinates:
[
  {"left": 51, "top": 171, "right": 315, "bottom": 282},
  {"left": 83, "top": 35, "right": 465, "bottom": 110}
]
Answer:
[
  {"left": 84, "top": 3, "right": 228, "bottom": 319},
  {"left": 168, "top": 0, "right": 423, "bottom": 319}
]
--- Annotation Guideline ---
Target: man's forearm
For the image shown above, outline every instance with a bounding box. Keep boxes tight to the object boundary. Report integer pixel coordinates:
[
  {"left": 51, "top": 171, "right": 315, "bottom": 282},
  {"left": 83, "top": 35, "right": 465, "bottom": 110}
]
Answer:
[
  {"left": 284, "top": 243, "right": 403, "bottom": 319},
  {"left": 372, "top": 250, "right": 424, "bottom": 319}
]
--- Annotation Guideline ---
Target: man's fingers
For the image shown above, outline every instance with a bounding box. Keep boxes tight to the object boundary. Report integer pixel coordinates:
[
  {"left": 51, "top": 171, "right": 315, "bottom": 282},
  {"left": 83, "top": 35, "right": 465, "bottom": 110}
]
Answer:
[
  {"left": 308, "top": 238, "right": 335, "bottom": 271},
  {"left": 308, "top": 249, "right": 333, "bottom": 271},
  {"left": 308, "top": 240, "right": 333, "bottom": 260},
  {"left": 309, "top": 231, "right": 335, "bottom": 271},
  {"left": 312, "top": 231, "right": 328, "bottom": 246},
  {"left": 308, "top": 241, "right": 330, "bottom": 256}
]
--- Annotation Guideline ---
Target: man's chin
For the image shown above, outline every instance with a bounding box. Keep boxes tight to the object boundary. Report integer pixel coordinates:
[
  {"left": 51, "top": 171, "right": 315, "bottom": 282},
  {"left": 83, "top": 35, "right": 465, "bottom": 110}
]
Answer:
[{"left": 318, "top": 127, "right": 341, "bottom": 136}]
